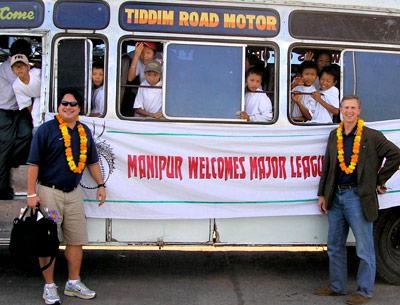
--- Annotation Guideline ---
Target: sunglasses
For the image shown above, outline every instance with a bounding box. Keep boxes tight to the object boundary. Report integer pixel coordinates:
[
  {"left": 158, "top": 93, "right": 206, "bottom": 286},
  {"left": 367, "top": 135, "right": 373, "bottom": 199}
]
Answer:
[{"left": 60, "top": 100, "right": 79, "bottom": 107}]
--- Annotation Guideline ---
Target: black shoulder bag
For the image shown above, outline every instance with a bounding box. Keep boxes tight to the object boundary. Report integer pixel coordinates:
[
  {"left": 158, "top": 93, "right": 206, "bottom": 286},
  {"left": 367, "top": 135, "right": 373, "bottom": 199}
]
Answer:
[{"left": 9, "top": 205, "right": 60, "bottom": 271}]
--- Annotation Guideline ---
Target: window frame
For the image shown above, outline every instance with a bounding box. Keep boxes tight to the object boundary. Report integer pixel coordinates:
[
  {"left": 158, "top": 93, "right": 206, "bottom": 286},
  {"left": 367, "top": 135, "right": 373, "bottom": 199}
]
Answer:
[
  {"left": 50, "top": 34, "right": 108, "bottom": 116},
  {"left": 341, "top": 48, "right": 400, "bottom": 122},
  {"left": 163, "top": 40, "right": 246, "bottom": 122},
  {"left": 117, "top": 36, "right": 279, "bottom": 125},
  {"left": 288, "top": 44, "right": 342, "bottom": 126}
]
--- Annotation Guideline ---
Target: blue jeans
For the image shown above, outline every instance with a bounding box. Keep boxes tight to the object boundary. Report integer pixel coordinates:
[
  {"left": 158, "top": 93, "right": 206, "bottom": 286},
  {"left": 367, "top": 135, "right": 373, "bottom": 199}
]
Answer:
[{"left": 327, "top": 188, "right": 375, "bottom": 297}]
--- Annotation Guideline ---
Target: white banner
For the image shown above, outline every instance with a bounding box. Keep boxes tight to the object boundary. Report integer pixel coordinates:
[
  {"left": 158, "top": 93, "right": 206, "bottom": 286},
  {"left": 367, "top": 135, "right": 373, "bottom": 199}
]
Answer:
[{"left": 75, "top": 117, "right": 400, "bottom": 219}]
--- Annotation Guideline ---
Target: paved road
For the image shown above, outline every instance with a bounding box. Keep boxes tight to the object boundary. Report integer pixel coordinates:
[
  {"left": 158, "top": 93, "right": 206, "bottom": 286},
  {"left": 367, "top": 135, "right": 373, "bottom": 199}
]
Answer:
[{"left": 1, "top": 246, "right": 399, "bottom": 305}]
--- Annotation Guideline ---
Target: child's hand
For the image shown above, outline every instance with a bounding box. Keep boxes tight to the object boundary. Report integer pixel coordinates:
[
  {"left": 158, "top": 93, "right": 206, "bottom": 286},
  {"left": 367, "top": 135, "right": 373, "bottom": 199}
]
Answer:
[
  {"left": 304, "top": 51, "right": 314, "bottom": 61},
  {"left": 239, "top": 111, "right": 250, "bottom": 121},
  {"left": 152, "top": 112, "right": 163, "bottom": 119},
  {"left": 134, "top": 42, "right": 144, "bottom": 58},
  {"left": 311, "top": 91, "right": 322, "bottom": 101},
  {"left": 292, "top": 76, "right": 304, "bottom": 87},
  {"left": 291, "top": 92, "right": 302, "bottom": 104}
]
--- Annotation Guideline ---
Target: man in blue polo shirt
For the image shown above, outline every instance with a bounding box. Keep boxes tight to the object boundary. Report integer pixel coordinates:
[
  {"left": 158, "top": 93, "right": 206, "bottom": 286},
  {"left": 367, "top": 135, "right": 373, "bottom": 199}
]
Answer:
[{"left": 27, "top": 89, "right": 106, "bottom": 305}]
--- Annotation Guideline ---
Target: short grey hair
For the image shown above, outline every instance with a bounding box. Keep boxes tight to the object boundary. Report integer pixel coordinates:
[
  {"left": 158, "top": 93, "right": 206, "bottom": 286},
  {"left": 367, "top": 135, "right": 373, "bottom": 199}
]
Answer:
[{"left": 340, "top": 95, "right": 361, "bottom": 108}]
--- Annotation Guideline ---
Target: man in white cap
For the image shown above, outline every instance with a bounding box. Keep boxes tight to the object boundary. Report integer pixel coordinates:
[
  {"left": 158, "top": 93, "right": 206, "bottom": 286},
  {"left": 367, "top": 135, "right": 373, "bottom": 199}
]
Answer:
[
  {"left": 11, "top": 53, "right": 41, "bottom": 132},
  {"left": 0, "top": 39, "right": 33, "bottom": 199}
]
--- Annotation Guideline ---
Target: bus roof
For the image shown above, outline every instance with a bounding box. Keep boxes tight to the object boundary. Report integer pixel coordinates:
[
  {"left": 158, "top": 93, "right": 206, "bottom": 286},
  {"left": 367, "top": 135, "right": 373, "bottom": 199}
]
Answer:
[{"left": 212, "top": 0, "right": 400, "bottom": 13}]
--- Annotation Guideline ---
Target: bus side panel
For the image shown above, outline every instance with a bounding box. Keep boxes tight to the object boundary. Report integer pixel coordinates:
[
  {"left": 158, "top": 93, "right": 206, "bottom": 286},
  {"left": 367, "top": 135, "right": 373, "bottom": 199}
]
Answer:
[
  {"left": 108, "top": 219, "right": 212, "bottom": 243},
  {"left": 215, "top": 216, "right": 355, "bottom": 244}
]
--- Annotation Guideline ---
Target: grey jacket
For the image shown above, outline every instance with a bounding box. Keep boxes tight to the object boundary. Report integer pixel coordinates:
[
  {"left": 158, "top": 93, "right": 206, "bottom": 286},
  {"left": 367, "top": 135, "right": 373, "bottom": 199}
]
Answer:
[{"left": 318, "top": 126, "right": 400, "bottom": 222}]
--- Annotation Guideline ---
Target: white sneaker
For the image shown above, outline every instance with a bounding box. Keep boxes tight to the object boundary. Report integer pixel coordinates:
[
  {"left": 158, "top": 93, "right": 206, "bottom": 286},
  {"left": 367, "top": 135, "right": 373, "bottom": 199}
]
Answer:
[
  {"left": 64, "top": 279, "right": 96, "bottom": 299},
  {"left": 43, "top": 284, "right": 61, "bottom": 304}
]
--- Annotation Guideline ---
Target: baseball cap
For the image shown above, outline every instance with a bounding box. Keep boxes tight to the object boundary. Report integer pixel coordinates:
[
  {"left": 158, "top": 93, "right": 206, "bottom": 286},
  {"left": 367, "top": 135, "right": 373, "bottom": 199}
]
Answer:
[
  {"left": 11, "top": 54, "right": 30, "bottom": 66},
  {"left": 144, "top": 60, "right": 162, "bottom": 74},
  {"left": 142, "top": 41, "right": 157, "bottom": 51}
]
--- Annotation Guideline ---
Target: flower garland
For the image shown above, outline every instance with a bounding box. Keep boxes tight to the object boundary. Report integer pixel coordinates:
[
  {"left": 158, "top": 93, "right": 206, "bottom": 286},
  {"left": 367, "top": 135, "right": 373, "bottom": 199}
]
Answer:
[
  {"left": 56, "top": 114, "right": 87, "bottom": 174},
  {"left": 336, "top": 119, "right": 364, "bottom": 174}
]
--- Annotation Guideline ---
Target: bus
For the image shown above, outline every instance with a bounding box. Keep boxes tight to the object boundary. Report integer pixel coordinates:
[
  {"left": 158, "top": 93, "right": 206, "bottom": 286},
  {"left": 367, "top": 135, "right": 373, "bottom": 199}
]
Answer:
[{"left": 1, "top": 0, "right": 399, "bottom": 284}]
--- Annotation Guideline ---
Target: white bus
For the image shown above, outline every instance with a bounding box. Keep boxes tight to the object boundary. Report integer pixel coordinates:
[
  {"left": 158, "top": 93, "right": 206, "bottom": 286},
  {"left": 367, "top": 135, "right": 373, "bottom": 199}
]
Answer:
[{"left": 1, "top": 0, "right": 399, "bottom": 284}]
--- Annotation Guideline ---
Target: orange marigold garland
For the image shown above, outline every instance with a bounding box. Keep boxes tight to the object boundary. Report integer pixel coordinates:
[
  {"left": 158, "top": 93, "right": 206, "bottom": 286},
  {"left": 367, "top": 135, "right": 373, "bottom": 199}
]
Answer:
[
  {"left": 336, "top": 119, "right": 364, "bottom": 174},
  {"left": 56, "top": 114, "right": 87, "bottom": 174}
]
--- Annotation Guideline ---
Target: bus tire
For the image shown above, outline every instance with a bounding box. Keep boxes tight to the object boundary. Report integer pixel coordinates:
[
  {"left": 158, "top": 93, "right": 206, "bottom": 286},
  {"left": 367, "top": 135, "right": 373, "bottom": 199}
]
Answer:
[{"left": 374, "top": 207, "right": 400, "bottom": 285}]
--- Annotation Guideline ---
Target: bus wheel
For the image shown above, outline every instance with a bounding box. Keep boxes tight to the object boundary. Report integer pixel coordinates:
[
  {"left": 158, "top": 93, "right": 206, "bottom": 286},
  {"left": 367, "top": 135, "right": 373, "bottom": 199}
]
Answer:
[{"left": 374, "top": 207, "right": 400, "bottom": 285}]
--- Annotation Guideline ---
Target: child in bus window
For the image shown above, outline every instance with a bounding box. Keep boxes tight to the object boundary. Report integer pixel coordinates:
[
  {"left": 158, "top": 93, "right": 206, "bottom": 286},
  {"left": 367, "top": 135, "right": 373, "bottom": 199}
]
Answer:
[
  {"left": 11, "top": 54, "right": 41, "bottom": 131},
  {"left": 303, "top": 51, "right": 332, "bottom": 89},
  {"left": 239, "top": 67, "right": 273, "bottom": 122},
  {"left": 127, "top": 41, "right": 159, "bottom": 84},
  {"left": 291, "top": 61, "right": 318, "bottom": 122},
  {"left": 90, "top": 61, "right": 104, "bottom": 117},
  {"left": 134, "top": 61, "right": 163, "bottom": 119},
  {"left": 309, "top": 66, "right": 339, "bottom": 123}
]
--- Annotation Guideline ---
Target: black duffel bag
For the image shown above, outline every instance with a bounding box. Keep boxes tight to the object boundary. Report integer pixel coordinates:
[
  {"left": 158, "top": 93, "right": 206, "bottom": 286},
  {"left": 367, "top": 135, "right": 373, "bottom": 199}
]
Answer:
[{"left": 9, "top": 205, "right": 59, "bottom": 271}]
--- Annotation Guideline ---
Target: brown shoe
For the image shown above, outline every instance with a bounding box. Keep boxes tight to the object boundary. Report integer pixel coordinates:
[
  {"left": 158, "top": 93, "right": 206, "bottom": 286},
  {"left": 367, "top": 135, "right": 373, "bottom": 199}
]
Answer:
[
  {"left": 314, "top": 287, "right": 344, "bottom": 296},
  {"left": 345, "top": 294, "right": 369, "bottom": 305}
]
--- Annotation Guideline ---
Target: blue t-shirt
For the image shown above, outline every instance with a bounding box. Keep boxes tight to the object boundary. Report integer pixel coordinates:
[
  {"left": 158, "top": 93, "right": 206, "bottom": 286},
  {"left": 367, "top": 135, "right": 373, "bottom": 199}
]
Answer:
[{"left": 28, "top": 117, "right": 99, "bottom": 189}]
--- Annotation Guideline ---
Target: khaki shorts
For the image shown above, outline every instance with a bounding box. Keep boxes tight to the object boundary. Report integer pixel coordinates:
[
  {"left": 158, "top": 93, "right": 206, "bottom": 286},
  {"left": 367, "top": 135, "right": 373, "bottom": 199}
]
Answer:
[{"left": 37, "top": 184, "right": 88, "bottom": 245}]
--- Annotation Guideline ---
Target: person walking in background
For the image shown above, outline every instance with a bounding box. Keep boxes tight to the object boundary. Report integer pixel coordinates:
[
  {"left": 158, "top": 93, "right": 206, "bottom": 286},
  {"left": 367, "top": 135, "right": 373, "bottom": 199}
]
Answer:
[{"left": 315, "top": 96, "right": 400, "bottom": 305}]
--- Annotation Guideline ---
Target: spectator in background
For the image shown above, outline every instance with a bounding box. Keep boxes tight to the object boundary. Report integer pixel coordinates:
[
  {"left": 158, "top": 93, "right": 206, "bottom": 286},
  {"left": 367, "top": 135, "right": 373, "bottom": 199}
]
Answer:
[
  {"left": 127, "top": 41, "right": 159, "bottom": 84},
  {"left": 11, "top": 54, "right": 41, "bottom": 133},
  {"left": 304, "top": 51, "right": 333, "bottom": 89},
  {"left": 0, "top": 39, "right": 33, "bottom": 200},
  {"left": 310, "top": 66, "right": 340, "bottom": 123},
  {"left": 134, "top": 60, "right": 163, "bottom": 119},
  {"left": 90, "top": 61, "right": 104, "bottom": 117},
  {"left": 291, "top": 61, "right": 318, "bottom": 122},
  {"left": 239, "top": 67, "right": 273, "bottom": 122}
]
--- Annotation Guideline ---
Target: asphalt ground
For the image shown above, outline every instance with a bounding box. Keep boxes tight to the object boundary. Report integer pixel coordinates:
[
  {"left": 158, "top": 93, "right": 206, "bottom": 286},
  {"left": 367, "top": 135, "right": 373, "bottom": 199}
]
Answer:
[
  {"left": 0, "top": 246, "right": 399, "bottom": 305},
  {"left": 1, "top": 167, "right": 399, "bottom": 305}
]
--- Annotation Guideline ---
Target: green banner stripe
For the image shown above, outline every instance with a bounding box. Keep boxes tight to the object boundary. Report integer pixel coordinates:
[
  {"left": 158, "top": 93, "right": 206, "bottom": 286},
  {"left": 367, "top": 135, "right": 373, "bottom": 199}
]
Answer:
[
  {"left": 84, "top": 189, "right": 400, "bottom": 205},
  {"left": 107, "top": 130, "right": 328, "bottom": 138},
  {"left": 84, "top": 198, "right": 317, "bottom": 204},
  {"left": 106, "top": 128, "right": 400, "bottom": 139}
]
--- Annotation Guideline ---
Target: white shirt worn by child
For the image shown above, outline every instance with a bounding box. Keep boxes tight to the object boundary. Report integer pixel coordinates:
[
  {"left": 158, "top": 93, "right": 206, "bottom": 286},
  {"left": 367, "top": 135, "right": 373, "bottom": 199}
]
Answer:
[
  {"left": 245, "top": 89, "right": 273, "bottom": 122},
  {"left": 91, "top": 86, "right": 104, "bottom": 114},
  {"left": 291, "top": 85, "right": 317, "bottom": 119},
  {"left": 310, "top": 86, "right": 339, "bottom": 124},
  {"left": 134, "top": 79, "right": 162, "bottom": 117},
  {"left": 12, "top": 67, "right": 41, "bottom": 127}
]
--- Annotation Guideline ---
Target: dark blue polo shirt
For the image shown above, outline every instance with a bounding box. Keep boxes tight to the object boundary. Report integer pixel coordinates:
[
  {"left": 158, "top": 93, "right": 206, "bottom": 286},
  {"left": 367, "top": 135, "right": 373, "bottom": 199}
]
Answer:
[
  {"left": 337, "top": 125, "right": 358, "bottom": 185},
  {"left": 27, "top": 117, "right": 99, "bottom": 189}
]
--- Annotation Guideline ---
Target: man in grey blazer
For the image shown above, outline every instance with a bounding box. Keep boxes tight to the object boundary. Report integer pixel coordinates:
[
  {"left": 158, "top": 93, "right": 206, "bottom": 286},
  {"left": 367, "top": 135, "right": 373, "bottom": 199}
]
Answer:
[{"left": 315, "top": 95, "right": 400, "bottom": 305}]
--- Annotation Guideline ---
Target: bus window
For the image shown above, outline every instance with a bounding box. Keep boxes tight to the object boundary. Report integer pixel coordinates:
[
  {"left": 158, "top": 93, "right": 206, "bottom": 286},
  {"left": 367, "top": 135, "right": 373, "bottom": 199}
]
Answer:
[
  {"left": 342, "top": 50, "right": 400, "bottom": 122},
  {"left": 52, "top": 37, "right": 106, "bottom": 116},
  {"left": 164, "top": 42, "right": 244, "bottom": 121},
  {"left": 119, "top": 39, "right": 163, "bottom": 118},
  {"left": 119, "top": 41, "right": 276, "bottom": 123},
  {"left": 89, "top": 40, "right": 106, "bottom": 117},
  {"left": 0, "top": 35, "right": 43, "bottom": 128},
  {"left": 245, "top": 46, "right": 275, "bottom": 122},
  {"left": 289, "top": 48, "right": 341, "bottom": 124}
]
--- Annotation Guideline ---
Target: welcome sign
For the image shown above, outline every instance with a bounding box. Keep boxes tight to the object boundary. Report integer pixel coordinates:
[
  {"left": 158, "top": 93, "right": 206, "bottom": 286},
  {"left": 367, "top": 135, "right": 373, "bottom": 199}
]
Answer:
[
  {"left": 77, "top": 117, "right": 400, "bottom": 220},
  {"left": 0, "top": 0, "right": 44, "bottom": 28}
]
